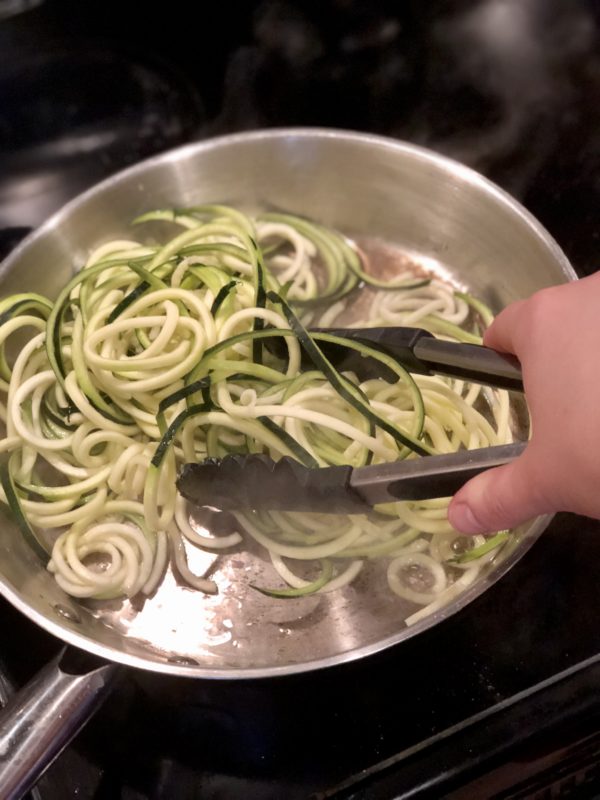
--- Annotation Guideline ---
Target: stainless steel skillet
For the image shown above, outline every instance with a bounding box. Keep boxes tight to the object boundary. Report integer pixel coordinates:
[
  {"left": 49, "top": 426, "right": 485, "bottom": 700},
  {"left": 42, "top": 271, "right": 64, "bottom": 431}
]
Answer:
[{"left": 0, "top": 129, "right": 575, "bottom": 798}]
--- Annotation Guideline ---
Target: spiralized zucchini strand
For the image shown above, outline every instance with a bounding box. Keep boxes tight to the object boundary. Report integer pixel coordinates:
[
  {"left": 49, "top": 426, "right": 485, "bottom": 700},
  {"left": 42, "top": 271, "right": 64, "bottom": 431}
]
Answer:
[{"left": 0, "top": 207, "right": 514, "bottom": 619}]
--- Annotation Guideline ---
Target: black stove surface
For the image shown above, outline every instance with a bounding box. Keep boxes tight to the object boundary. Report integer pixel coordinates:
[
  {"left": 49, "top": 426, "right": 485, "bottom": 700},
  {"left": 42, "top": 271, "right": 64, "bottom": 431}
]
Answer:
[{"left": 1, "top": 1, "right": 599, "bottom": 798}]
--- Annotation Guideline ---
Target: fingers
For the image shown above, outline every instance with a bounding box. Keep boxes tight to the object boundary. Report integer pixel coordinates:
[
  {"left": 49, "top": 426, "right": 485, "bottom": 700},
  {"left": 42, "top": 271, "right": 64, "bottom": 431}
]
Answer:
[
  {"left": 447, "top": 454, "right": 548, "bottom": 534},
  {"left": 482, "top": 299, "right": 527, "bottom": 353},
  {"left": 484, "top": 279, "right": 583, "bottom": 354}
]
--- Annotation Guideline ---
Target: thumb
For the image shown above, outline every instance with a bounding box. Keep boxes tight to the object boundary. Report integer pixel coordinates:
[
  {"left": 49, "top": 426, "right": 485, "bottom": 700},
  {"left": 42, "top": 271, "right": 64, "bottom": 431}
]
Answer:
[{"left": 447, "top": 456, "right": 548, "bottom": 534}]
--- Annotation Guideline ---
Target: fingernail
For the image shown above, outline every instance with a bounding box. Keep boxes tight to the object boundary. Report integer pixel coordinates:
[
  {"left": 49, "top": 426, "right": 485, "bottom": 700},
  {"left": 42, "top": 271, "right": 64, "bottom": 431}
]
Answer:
[{"left": 448, "top": 501, "right": 483, "bottom": 534}]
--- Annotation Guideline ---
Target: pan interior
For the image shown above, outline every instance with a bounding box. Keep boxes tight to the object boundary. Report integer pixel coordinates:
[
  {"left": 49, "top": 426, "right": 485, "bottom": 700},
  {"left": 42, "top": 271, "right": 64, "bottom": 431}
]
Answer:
[{"left": 0, "top": 131, "right": 570, "bottom": 676}]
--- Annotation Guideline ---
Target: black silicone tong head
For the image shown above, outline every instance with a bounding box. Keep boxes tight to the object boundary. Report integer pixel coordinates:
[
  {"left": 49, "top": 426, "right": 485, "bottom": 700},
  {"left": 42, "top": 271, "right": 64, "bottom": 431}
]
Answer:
[
  {"left": 267, "top": 327, "right": 523, "bottom": 391},
  {"left": 177, "top": 443, "right": 527, "bottom": 515}
]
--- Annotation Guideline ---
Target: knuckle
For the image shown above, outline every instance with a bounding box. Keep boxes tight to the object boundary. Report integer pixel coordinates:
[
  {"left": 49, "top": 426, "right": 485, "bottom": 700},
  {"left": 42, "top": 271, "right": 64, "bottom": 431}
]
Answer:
[
  {"left": 526, "top": 287, "right": 560, "bottom": 326},
  {"left": 466, "top": 472, "right": 514, "bottom": 530},
  {"left": 514, "top": 288, "right": 559, "bottom": 346},
  {"left": 481, "top": 484, "right": 513, "bottom": 525}
]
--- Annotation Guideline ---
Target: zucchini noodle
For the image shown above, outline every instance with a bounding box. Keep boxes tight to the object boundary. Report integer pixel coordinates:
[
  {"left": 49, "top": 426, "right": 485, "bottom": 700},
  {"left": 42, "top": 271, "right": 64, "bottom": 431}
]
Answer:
[{"left": 0, "top": 206, "right": 515, "bottom": 623}]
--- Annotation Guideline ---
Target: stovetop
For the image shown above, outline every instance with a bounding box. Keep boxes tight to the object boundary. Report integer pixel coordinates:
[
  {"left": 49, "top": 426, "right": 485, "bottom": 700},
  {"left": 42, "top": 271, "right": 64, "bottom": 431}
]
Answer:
[{"left": 1, "top": 1, "right": 599, "bottom": 798}]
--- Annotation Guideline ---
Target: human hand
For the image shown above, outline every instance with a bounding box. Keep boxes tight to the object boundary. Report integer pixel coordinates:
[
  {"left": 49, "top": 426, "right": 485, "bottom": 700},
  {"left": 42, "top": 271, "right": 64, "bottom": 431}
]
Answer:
[{"left": 448, "top": 271, "right": 600, "bottom": 534}]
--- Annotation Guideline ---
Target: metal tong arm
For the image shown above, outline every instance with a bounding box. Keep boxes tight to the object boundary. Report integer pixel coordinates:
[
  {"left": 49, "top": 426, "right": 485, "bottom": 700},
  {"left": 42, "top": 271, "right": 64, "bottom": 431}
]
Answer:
[
  {"left": 311, "top": 327, "right": 523, "bottom": 391},
  {"left": 352, "top": 441, "right": 526, "bottom": 505}
]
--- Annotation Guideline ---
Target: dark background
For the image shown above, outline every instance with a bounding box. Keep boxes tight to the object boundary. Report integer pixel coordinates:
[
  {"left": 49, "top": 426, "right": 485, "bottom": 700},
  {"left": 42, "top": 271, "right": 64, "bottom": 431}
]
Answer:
[{"left": 1, "top": 0, "right": 599, "bottom": 270}]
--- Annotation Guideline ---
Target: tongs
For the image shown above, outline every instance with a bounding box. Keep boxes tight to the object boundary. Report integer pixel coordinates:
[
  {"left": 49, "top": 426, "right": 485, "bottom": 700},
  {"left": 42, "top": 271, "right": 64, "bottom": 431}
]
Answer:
[
  {"left": 177, "top": 443, "right": 526, "bottom": 514},
  {"left": 270, "top": 326, "right": 523, "bottom": 391},
  {"left": 176, "top": 327, "right": 526, "bottom": 515}
]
